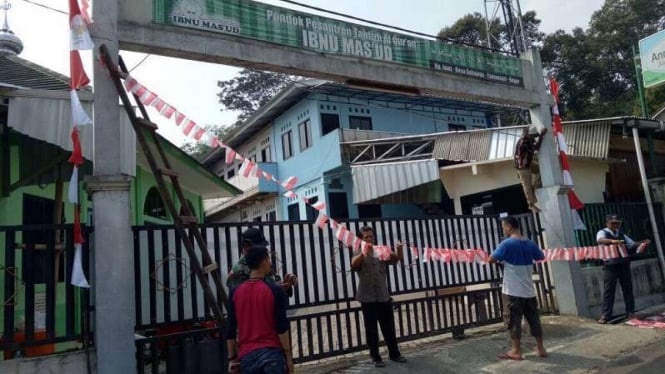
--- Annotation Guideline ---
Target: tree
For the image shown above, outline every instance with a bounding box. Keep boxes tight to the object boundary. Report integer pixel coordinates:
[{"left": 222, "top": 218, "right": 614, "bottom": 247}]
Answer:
[
  {"left": 542, "top": 0, "right": 665, "bottom": 119},
  {"left": 217, "top": 69, "right": 296, "bottom": 123},
  {"left": 437, "top": 12, "right": 503, "bottom": 49},
  {"left": 437, "top": 11, "right": 544, "bottom": 52},
  {"left": 183, "top": 69, "right": 297, "bottom": 159},
  {"left": 181, "top": 124, "right": 235, "bottom": 161}
]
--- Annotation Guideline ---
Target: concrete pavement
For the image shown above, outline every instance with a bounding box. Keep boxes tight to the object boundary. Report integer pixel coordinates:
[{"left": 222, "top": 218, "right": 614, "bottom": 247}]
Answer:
[{"left": 300, "top": 308, "right": 665, "bottom": 374}]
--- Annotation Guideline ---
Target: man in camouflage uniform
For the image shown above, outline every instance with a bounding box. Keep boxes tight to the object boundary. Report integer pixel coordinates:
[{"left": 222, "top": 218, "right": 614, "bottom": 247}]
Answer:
[{"left": 226, "top": 227, "right": 297, "bottom": 296}]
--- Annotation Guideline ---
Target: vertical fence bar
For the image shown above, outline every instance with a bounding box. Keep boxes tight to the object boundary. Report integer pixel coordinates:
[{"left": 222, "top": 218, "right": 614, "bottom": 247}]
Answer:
[
  {"left": 24, "top": 241, "right": 35, "bottom": 344},
  {"left": 3, "top": 230, "right": 16, "bottom": 346},
  {"left": 65, "top": 227, "right": 76, "bottom": 338}
]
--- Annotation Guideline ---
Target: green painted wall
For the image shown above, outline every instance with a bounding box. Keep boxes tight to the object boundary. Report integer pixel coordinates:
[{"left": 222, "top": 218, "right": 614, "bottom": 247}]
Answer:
[{"left": 0, "top": 138, "right": 206, "bottom": 351}]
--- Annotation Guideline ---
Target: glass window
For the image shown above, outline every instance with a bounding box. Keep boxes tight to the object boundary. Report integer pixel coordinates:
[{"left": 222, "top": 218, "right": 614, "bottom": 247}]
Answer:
[
  {"left": 321, "top": 113, "right": 340, "bottom": 135},
  {"left": 282, "top": 131, "right": 293, "bottom": 160},
  {"left": 144, "top": 187, "right": 168, "bottom": 220},
  {"left": 299, "top": 120, "right": 313, "bottom": 151},
  {"left": 349, "top": 116, "right": 372, "bottom": 131}
]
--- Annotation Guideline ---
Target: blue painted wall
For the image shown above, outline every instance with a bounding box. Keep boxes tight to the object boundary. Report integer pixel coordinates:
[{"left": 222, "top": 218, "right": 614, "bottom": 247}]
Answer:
[{"left": 263, "top": 93, "right": 490, "bottom": 220}]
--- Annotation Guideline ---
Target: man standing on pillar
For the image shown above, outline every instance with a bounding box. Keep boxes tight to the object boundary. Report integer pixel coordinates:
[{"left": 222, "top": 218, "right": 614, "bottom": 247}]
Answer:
[
  {"left": 596, "top": 214, "right": 650, "bottom": 324},
  {"left": 351, "top": 226, "right": 407, "bottom": 368},
  {"left": 514, "top": 125, "right": 547, "bottom": 213}
]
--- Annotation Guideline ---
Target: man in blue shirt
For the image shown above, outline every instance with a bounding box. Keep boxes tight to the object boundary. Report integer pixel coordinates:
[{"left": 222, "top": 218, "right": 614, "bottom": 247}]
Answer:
[{"left": 489, "top": 216, "right": 547, "bottom": 361}]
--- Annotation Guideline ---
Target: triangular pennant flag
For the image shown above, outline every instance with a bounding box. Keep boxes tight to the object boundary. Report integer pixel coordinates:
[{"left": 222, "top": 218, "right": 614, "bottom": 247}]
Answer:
[
  {"left": 311, "top": 201, "right": 326, "bottom": 211},
  {"left": 550, "top": 78, "right": 561, "bottom": 103},
  {"left": 80, "top": 0, "right": 92, "bottom": 24},
  {"left": 315, "top": 212, "right": 329, "bottom": 229},
  {"left": 69, "top": 0, "right": 94, "bottom": 50},
  {"left": 281, "top": 176, "right": 298, "bottom": 191},
  {"left": 557, "top": 132, "right": 568, "bottom": 154},
  {"left": 560, "top": 151, "right": 571, "bottom": 171},
  {"left": 225, "top": 147, "right": 237, "bottom": 165},
  {"left": 68, "top": 127, "right": 84, "bottom": 165},
  {"left": 70, "top": 51, "right": 90, "bottom": 89},
  {"left": 637, "top": 242, "right": 648, "bottom": 254},
  {"left": 70, "top": 90, "right": 91, "bottom": 126},
  {"left": 73, "top": 205, "right": 85, "bottom": 244},
  {"left": 68, "top": 166, "right": 79, "bottom": 204},
  {"left": 568, "top": 190, "right": 584, "bottom": 210},
  {"left": 562, "top": 169, "right": 574, "bottom": 186},
  {"left": 71, "top": 243, "right": 90, "bottom": 288},
  {"left": 571, "top": 208, "right": 586, "bottom": 230}
]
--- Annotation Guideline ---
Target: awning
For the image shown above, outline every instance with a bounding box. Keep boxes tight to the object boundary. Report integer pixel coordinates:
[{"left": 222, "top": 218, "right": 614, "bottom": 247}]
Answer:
[
  {"left": 7, "top": 90, "right": 239, "bottom": 199},
  {"left": 7, "top": 92, "right": 136, "bottom": 176},
  {"left": 351, "top": 159, "right": 439, "bottom": 204}
]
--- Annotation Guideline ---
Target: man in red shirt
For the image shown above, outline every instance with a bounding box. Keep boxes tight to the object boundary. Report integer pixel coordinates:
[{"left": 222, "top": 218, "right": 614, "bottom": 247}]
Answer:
[{"left": 226, "top": 246, "right": 293, "bottom": 373}]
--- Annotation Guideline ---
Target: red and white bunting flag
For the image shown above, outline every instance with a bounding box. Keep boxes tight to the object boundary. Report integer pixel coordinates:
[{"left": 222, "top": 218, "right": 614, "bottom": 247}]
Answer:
[
  {"left": 562, "top": 170, "right": 574, "bottom": 186},
  {"left": 69, "top": 0, "right": 94, "bottom": 50},
  {"left": 71, "top": 243, "right": 90, "bottom": 288},
  {"left": 80, "top": 0, "right": 92, "bottom": 24},
  {"left": 283, "top": 190, "right": 297, "bottom": 199},
  {"left": 343, "top": 232, "right": 355, "bottom": 248},
  {"left": 162, "top": 105, "right": 176, "bottom": 119},
  {"left": 336, "top": 225, "right": 348, "bottom": 242},
  {"left": 353, "top": 237, "right": 363, "bottom": 252},
  {"left": 329, "top": 219, "right": 340, "bottom": 230},
  {"left": 311, "top": 201, "right": 326, "bottom": 211},
  {"left": 70, "top": 51, "right": 90, "bottom": 89},
  {"left": 411, "top": 246, "right": 419, "bottom": 259},
  {"left": 281, "top": 176, "right": 298, "bottom": 191},
  {"left": 315, "top": 212, "right": 328, "bottom": 229},
  {"left": 238, "top": 159, "right": 253, "bottom": 178},
  {"left": 193, "top": 127, "right": 206, "bottom": 141},
  {"left": 175, "top": 112, "right": 186, "bottom": 126},
  {"left": 637, "top": 242, "right": 649, "bottom": 254},
  {"left": 610, "top": 245, "right": 619, "bottom": 259},
  {"left": 68, "top": 127, "right": 84, "bottom": 165},
  {"left": 70, "top": 90, "right": 91, "bottom": 126},
  {"left": 225, "top": 147, "right": 237, "bottom": 165},
  {"left": 124, "top": 76, "right": 139, "bottom": 91},
  {"left": 182, "top": 120, "right": 197, "bottom": 136},
  {"left": 142, "top": 92, "right": 158, "bottom": 106},
  {"left": 206, "top": 136, "right": 221, "bottom": 148},
  {"left": 68, "top": 166, "right": 79, "bottom": 204}
]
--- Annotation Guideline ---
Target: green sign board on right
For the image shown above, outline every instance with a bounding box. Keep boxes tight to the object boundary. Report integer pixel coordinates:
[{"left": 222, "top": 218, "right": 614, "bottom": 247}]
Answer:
[{"left": 639, "top": 29, "right": 665, "bottom": 89}]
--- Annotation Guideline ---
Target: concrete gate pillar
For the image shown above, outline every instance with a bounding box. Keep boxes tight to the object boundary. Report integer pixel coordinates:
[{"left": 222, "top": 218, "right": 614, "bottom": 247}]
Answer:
[
  {"left": 522, "top": 49, "right": 590, "bottom": 317},
  {"left": 89, "top": 1, "right": 137, "bottom": 373}
]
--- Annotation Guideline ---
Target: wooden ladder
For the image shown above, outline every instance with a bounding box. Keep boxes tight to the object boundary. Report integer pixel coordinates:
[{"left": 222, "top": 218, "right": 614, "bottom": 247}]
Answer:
[{"left": 99, "top": 44, "right": 227, "bottom": 326}]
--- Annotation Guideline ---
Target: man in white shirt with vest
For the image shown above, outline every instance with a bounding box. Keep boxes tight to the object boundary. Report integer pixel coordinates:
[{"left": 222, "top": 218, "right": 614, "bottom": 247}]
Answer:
[
  {"left": 596, "top": 214, "right": 650, "bottom": 324},
  {"left": 490, "top": 216, "right": 547, "bottom": 361}
]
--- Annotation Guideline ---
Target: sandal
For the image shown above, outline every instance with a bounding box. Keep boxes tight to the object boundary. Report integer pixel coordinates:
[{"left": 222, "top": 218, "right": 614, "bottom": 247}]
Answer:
[
  {"left": 597, "top": 317, "right": 609, "bottom": 324},
  {"left": 497, "top": 352, "right": 523, "bottom": 361}
]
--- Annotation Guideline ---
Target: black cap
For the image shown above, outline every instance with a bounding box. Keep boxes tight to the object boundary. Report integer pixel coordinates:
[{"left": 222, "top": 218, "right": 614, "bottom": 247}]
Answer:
[
  {"left": 606, "top": 214, "right": 622, "bottom": 223},
  {"left": 241, "top": 227, "right": 269, "bottom": 246}
]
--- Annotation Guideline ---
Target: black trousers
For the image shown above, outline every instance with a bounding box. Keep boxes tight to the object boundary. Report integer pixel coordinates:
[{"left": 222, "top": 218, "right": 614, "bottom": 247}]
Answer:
[
  {"left": 360, "top": 301, "right": 400, "bottom": 360},
  {"left": 602, "top": 263, "right": 635, "bottom": 319}
]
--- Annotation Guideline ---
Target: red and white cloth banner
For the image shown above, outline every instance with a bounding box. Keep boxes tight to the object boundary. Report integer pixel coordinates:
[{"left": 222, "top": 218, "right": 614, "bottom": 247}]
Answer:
[
  {"left": 68, "top": 0, "right": 93, "bottom": 289},
  {"left": 637, "top": 242, "right": 649, "bottom": 254},
  {"left": 71, "top": 90, "right": 91, "bottom": 126},
  {"left": 550, "top": 78, "right": 585, "bottom": 230},
  {"left": 69, "top": 0, "right": 94, "bottom": 50}
]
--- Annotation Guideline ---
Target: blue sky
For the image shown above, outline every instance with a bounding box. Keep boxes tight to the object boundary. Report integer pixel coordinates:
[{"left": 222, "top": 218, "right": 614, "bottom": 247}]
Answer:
[{"left": 8, "top": 0, "right": 603, "bottom": 145}]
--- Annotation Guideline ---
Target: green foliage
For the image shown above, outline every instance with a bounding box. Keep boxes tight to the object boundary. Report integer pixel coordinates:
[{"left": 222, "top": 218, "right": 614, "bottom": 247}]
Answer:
[
  {"left": 216, "top": 69, "right": 296, "bottom": 123},
  {"left": 181, "top": 124, "right": 237, "bottom": 161},
  {"left": 542, "top": 0, "right": 665, "bottom": 119},
  {"left": 437, "top": 11, "right": 544, "bottom": 51}
]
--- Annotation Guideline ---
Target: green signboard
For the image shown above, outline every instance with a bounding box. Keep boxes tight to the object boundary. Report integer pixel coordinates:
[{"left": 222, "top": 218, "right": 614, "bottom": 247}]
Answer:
[
  {"left": 153, "top": 0, "right": 524, "bottom": 87},
  {"left": 640, "top": 29, "right": 665, "bottom": 89}
]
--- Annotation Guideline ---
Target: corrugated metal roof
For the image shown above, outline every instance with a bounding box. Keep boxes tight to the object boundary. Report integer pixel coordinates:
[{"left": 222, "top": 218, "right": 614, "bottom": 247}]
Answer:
[
  {"left": 563, "top": 121, "right": 610, "bottom": 159},
  {"left": 432, "top": 131, "right": 492, "bottom": 161},
  {"left": 432, "top": 123, "right": 611, "bottom": 162},
  {"left": 351, "top": 159, "right": 439, "bottom": 203},
  {"left": 0, "top": 55, "right": 74, "bottom": 91}
]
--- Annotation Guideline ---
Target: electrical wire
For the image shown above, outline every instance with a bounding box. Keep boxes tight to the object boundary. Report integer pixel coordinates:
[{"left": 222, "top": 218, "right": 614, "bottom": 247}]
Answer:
[
  {"left": 128, "top": 54, "right": 151, "bottom": 73},
  {"left": 21, "top": 0, "right": 67, "bottom": 15}
]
